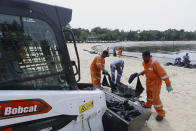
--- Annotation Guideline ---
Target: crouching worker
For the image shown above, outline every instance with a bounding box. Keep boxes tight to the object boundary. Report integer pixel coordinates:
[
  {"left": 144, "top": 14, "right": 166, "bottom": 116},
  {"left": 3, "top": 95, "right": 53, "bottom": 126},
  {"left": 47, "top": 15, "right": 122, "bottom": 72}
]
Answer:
[
  {"left": 137, "top": 51, "right": 173, "bottom": 121},
  {"left": 174, "top": 57, "right": 181, "bottom": 65},
  {"left": 90, "top": 50, "right": 109, "bottom": 89},
  {"left": 110, "top": 59, "right": 124, "bottom": 84}
]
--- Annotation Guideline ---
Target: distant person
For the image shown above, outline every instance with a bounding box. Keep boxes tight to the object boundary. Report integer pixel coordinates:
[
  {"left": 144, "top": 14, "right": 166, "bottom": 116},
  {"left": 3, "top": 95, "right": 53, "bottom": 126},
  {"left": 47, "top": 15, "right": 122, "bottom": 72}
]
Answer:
[
  {"left": 90, "top": 50, "right": 109, "bottom": 88},
  {"left": 107, "top": 47, "right": 109, "bottom": 53},
  {"left": 183, "top": 53, "right": 190, "bottom": 66},
  {"left": 137, "top": 51, "right": 173, "bottom": 121},
  {"left": 174, "top": 57, "right": 181, "bottom": 65},
  {"left": 117, "top": 48, "right": 122, "bottom": 57},
  {"left": 23, "top": 46, "right": 28, "bottom": 63},
  {"left": 110, "top": 59, "right": 124, "bottom": 84},
  {"left": 183, "top": 53, "right": 190, "bottom": 61},
  {"left": 113, "top": 48, "right": 117, "bottom": 57}
]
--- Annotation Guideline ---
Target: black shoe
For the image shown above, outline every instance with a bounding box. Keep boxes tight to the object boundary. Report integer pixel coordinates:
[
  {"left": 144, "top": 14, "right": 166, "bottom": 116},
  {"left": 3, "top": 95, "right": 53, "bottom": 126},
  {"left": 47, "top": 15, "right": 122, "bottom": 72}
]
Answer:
[{"left": 156, "top": 115, "right": 164, "bottom": 121}]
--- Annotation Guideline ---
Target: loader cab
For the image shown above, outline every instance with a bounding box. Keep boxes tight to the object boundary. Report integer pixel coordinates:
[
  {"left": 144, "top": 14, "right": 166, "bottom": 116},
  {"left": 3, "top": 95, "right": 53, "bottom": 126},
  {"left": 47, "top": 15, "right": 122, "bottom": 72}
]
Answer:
[{"left": 0, "top": 0, "right": 80, "bottom": 90}]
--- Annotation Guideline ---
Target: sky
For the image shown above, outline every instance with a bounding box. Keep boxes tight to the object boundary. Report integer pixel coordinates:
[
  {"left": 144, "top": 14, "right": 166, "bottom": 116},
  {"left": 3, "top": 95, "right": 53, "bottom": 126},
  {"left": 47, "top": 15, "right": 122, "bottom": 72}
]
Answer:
[{"left": 35, "top": 0, "right": 196, "bottom": 31}]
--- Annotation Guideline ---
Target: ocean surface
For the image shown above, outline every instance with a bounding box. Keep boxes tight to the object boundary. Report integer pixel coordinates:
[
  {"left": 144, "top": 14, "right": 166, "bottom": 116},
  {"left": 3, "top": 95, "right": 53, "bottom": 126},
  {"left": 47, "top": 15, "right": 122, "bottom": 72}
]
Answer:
[{"left": 94, "top": 41, "right": 196, "bottom": 64}]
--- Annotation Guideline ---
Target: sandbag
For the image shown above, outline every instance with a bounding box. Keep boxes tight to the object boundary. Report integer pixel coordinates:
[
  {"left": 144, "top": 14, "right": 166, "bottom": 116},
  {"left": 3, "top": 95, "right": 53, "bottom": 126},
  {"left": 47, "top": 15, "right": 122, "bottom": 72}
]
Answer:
[
  {"left": 115, "top": 77, "right": 144, "bottom": 98},
  {"left": 102, "top": 75, "right": 110, "bottom": 87},
  {"left": 101, "top": 73, "right": 144, "bottom": 98},
  {"left": 135, "top": 77, "right": 144, "bottom": 97},
  {"left": 115, "top": 82, "right": 135, "bottom": 97},
  {"left": 128, "top": 73, "right": 138, "bottom": 84}
]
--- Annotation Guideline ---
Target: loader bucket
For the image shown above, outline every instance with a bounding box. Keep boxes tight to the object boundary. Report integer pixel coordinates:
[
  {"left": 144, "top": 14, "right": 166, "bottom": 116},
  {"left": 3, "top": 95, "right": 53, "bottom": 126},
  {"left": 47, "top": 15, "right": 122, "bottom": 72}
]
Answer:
[
  {"left": 103, "top": 108, "right": 151, "bottom": 131},
  {"left": 102, "top": 90, "right": 151, "bottom": 131},
  {"left": 128, "top": 111, "right": 151, "bottom": 131}
]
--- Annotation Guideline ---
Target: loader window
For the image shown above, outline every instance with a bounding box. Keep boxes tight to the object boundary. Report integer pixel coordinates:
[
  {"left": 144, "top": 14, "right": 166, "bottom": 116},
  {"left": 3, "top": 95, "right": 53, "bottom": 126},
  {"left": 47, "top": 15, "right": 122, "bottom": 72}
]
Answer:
[{"left": 0, "top": 14, "right": 68, "bottom": 90}]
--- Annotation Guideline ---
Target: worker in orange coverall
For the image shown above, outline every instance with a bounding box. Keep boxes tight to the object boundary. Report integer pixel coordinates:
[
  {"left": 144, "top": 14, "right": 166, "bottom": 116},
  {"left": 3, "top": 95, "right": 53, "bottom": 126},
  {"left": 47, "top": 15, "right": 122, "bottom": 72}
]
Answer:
[
  {"left": 117, "top": 48, "right": 122, "bottom": 57},
  {"left": 137, "top": 51, "right": 173, "bottom": 121},
  {"left": 23, "top": 46, "right": 28, "bottom": 62},
  {"left": 90, "top": 50, "right": 109, "bottom": 88}
]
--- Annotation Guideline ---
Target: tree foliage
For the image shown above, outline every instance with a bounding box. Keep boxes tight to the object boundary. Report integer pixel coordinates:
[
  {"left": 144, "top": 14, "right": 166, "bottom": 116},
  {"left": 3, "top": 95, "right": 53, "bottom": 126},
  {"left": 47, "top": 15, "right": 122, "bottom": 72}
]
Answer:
[{"left": 64, "top": 26, "right": 196, "bottom": 42}]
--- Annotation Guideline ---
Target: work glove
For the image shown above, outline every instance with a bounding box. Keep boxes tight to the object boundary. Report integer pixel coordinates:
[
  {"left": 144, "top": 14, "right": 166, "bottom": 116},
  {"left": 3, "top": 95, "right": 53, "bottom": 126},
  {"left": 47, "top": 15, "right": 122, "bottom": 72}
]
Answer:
[
  {"left": 137, "top": 73, "right": 141, "bottom": 77},
  {"left": 167, "top": 86, "right": 173, "bottom": 92},
  {"left": 103, "top": 69, "right": 109, "bottom": 74}
]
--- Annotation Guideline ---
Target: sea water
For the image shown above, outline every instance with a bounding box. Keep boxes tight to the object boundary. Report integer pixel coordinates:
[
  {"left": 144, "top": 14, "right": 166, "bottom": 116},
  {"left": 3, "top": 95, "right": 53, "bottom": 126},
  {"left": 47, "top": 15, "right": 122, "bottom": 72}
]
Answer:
[{"left": 103, "top": 41, "right": 196, "bottom": 64}]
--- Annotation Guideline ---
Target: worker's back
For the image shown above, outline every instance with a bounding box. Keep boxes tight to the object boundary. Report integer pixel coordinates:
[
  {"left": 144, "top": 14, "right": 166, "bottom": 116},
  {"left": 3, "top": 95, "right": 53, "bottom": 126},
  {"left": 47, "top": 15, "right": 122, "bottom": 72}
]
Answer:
[
  {"left": 183, "top": 55, "right": 189, "bottom": 60},
  {"left": 111, "top": 59, "right": 124, "bottom": 68}
]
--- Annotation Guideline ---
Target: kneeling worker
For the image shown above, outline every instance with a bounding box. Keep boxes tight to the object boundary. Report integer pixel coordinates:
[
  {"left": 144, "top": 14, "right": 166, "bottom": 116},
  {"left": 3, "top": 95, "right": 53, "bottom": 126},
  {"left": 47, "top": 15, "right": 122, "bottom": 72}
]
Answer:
[
  {"left": 110, "top": 59, "right": 124, "bottom": 84},
  {"left": 137, "top": 51, "right": 173, "bottom": 121},
  {"left": 90, "top": 50, "right": 109, "bottom": 88}
]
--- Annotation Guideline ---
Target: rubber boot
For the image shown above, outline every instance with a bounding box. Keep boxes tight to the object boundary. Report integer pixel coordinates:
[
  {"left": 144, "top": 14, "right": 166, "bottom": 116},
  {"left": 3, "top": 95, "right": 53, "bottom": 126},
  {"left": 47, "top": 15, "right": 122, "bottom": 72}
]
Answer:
[{"left": 156, "top": 115, "right": 164, "bottom": 121}]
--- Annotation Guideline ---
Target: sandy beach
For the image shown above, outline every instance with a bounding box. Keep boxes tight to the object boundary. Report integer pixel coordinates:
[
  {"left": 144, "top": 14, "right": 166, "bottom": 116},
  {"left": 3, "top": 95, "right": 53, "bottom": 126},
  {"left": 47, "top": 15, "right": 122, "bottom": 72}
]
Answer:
[{"left": 67, "top": 42, "right": 196, "bottom": 131}]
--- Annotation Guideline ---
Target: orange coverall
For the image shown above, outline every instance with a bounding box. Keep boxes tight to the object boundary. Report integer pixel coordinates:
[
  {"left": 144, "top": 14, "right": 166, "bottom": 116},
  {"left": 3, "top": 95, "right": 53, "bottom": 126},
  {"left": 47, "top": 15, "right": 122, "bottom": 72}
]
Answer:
[
  {"left": 90, "top": 55, "right": 105, "bottom": 87},
  {"left": 117, "top": 49, "right": 122, "bottom": 57},
  {"left": 141, "top": 58, "right": 171, "bottom": 116},
  {"left": 23, "top": 46, "right": 28, "bottom": 62}
]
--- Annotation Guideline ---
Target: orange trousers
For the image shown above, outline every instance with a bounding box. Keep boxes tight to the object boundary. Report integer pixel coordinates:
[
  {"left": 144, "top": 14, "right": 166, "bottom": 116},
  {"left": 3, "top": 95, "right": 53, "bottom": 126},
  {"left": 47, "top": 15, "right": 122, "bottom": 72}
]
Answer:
[
  {"left": 145, "top": 80, "right": 165, "bottom": 116},
  {"left": 91, "top": 71, "right": 101, "bottom": 87}
]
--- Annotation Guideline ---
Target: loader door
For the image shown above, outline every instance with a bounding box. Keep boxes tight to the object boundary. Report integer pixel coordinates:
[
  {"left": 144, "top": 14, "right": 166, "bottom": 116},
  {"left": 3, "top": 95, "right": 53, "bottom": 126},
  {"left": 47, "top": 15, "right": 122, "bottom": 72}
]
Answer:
[{"left": 0, "top": 13, "right": 71, "bottom": 90}]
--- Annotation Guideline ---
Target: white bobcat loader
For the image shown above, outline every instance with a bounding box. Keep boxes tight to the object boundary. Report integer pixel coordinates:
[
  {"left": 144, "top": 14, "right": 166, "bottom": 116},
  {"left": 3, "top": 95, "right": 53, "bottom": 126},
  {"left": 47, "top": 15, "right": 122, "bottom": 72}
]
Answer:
[{"left": 0, "top": 0, "right": 150, "bottom": 131}]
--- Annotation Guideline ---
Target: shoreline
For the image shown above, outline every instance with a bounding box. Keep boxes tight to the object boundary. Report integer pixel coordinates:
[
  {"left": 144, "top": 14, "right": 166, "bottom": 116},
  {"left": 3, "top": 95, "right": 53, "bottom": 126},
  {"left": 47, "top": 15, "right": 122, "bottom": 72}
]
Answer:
[{"left": 90, "top": 41, "right": 196, "bottom": 64}]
